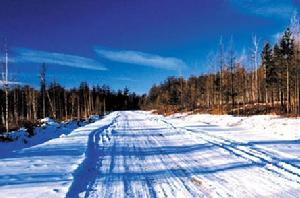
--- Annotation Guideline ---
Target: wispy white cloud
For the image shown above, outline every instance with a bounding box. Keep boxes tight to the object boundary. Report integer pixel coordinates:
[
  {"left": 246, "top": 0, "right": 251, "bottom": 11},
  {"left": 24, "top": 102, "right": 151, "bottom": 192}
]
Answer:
[
  {"left": 230, "top": 0, "right": 297, "bottom": 19},
  {"left": 14, "top": 48, "right": 107, "bottom": 71},
  {"left": 95, "top": 47, "right": 188, "bottom": 71},
  {"left": 0, "top": 80, "right": 22, "bottom": 85},
  {"left": 113, "top": 77, "right": 138, "bottom": 82},
  {"left": 0, "top": 56, "right": 16, "bottom": 63}
]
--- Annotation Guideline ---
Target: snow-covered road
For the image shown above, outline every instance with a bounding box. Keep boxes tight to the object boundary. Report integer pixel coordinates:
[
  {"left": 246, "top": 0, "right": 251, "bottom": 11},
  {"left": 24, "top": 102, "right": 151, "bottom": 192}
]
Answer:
[{"left": 1, "top": 111, "right": 300, "bottom": 197}]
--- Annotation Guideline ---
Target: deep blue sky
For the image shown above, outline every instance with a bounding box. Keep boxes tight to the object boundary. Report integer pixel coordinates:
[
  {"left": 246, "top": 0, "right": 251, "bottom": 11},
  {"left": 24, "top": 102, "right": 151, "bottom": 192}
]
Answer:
[{"left": 1, "top": 0, "right": 299, "bottom": 94}]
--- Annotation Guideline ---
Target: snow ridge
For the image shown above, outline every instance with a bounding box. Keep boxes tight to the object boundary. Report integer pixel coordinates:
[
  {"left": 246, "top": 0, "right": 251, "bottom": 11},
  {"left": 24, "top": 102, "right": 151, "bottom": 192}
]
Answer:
[{"left": 66, "top": 113, "right": 120, "bottom": 197}]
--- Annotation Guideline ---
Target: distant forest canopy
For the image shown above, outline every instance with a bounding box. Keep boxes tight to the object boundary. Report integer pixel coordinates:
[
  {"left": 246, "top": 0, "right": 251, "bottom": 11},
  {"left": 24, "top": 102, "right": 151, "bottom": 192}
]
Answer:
[
  {"left": 143, "top": 15, "right": 300, "bottom": 116},
  {"left": 0, "top": 65, "right": 144, "bottom": 132}
]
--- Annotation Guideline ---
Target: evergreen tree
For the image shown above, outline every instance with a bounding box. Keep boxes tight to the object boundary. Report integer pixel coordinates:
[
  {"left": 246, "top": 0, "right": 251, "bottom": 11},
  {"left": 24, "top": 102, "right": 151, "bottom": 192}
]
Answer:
[
  {"left": 280, "top": 28, "right": 294, "bottom": 112},
  {"left": 261, "top": 42, "right": 275, "bottom": 105}
]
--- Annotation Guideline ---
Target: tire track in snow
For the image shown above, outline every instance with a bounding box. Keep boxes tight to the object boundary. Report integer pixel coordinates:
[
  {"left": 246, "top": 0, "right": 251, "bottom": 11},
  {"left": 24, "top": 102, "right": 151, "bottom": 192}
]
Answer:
[
  {"left": 192, "top": 130, "right": 300, "bottom": 184},
  {"left": 128, "top": 112, "right": 217, "bottom": 197},
  {"left": 66, "top": 114, "right": 119, "bottom": 198},
  {"left": 86, "top": 112, "right": 158, "bottom": 198},
  {"left": 146, "top": 134, "right": 206, "bottom": 197},
  {"left": 133, "top": 112, "right": 221, "bottom": 197},
  {"left": 148, "top": 113, "right": 300, "bottom": 185},
  {"left": 122, "top": 113, "right": 157, "bottom": 198}
]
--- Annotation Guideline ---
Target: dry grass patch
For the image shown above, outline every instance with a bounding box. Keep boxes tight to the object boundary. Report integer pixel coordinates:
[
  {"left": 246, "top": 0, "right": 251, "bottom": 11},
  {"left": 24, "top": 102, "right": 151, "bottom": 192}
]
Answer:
[{"left": 191, "top": 176, "right": 203, "bottom": 187}]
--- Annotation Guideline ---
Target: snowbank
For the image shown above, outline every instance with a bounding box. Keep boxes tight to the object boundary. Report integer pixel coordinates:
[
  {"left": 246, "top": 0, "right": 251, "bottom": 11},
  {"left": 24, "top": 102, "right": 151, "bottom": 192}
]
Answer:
[
  {"left": 0, "top": 116, "right": 101, "bottom": 156},
  {"left": 0, "top": 113, "right": 115, "bottom": 198},
  {"left": 168, "top": 114, "right": 300, "bottom": 139}
]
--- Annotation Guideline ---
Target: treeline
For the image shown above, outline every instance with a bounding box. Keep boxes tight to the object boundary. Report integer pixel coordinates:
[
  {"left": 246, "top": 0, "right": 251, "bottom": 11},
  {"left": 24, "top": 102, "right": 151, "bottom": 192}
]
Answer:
[
  {"left": 144, "top": 17, "right": 300, "bottom": 116},
  {"left": 0, "top": 65, "right": 142, "bottom": 132}
]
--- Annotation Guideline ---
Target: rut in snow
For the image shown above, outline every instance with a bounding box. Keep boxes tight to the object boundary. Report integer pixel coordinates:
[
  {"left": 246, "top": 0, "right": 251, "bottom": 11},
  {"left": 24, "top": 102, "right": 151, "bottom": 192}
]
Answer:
[
  {"left": 150, "top": 115, "right": 300, "bottom": 185},
  {"left": 66, "top": 115, "right": 119, "bottom": 198}
]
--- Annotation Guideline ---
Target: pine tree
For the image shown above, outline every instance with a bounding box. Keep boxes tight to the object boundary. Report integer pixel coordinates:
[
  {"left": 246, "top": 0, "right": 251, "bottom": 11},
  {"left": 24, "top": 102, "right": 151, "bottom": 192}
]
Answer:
[
  {"left": 261, "top": 42, "right": 275, "bottom": 105},
  {"left": 273, "top": 44, "right": 284, "bottom": 110},
  {"left": 280, "top": 28, "right": 294, "bottom": 113}
]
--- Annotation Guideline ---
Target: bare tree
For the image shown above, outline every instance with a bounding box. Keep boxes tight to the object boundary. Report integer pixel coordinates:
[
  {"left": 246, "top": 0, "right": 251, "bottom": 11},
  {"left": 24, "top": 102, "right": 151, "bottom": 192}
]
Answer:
[
  {"left": 218, "top": 37, "right": 225, "bottom": 113},
  {"left": 252, "top": 35, "right": 260, "bottom": 104},
  {"left": 40, "top": 64, "right": 46, "bottom": 118},
  {"left": 228, "top": 37, "right": 236, "bottom": 110},
  {"left": 1, "top": 45, "right": 9, "bottom": 132}
]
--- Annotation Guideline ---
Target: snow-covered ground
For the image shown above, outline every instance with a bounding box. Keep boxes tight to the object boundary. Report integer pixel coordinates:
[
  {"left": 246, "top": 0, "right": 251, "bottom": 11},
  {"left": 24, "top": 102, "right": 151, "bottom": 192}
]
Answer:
[
  {"left": 1, "top": 111, "right": 300, "bottom": 197},
  {"left": 0, "top": 114, "right": 114, "bottom": 198},
  {"left": 0, "top": 116, "right": 100, "bottom": 156}
]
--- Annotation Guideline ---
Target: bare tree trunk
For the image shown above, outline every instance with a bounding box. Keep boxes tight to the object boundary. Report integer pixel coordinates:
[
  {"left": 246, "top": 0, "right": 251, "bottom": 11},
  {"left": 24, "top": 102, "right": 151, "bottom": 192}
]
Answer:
[
  {"left": 13, "top": 88, "right": 18, "bottom": 126},
  {"left": 265, "top": 63, "right": 268, "bottom": 106},
  {"left": 64, "top": 91, "right": 68, "bottom": 120},
  {"left": 295, "top": 66, "right": 300, "bottom": 114},
  {"left": 71, "top": 93, "right": 75, "bottom": 120},
  {"left": 46, "top": 90, "right": 55, "bottom": 119},
  {"left": 32, "top": 90, "right": 37, "bottom": 121},
  {"left": 287, "top": 64, "right": 290, "bottom": 113},
  {"left": 26, "top": 88, "right": 31, "bottom": 121},
  {"left": 243, "top": 71, "right": 247, "bottom": 110},
  {"left": 77, "top": 95, "right": 80, "bottom": 120},
  {"left": 103, "top": 98, "right": 106, "bottom": 115},
  {"left": 252, "top": 35, "right": 260, "bottom": 105},
  {"left": 4, "top": 50, "right": 9, "bottom": 132},
  {"left": 1, "top": 106, "right": 4, "bottom": 127},
  {"left": 5, "top": 87, "right": 8, "bottom": 131},
  {"left": 40, "top": 64, "right": 47, "bottom": 118},
  {"left": 96, "top": 95, "right": 100, "bottom": 115}
]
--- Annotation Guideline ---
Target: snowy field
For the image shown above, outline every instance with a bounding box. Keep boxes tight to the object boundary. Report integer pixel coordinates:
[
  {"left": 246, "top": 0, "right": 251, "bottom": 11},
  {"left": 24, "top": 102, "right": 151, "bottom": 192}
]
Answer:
[{"left": 1, "top": 111, "right": 300, "bottom": 197}]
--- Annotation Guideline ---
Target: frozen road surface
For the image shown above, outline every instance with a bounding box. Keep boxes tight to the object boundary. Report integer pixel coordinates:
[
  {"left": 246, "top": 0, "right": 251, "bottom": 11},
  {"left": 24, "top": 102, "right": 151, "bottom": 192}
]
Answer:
[{"left": 1, "top": 111, "right": 300, "bottom": 197}]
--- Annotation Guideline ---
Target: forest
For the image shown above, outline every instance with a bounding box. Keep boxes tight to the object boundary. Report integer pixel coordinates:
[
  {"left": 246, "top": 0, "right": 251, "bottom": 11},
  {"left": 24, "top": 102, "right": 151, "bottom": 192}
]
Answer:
[
  {"left": 144, "top": 17, "right": 300, "bottom": 116},
  {"left": 0, "top": 64, "right": 143, "bottom": 132}
]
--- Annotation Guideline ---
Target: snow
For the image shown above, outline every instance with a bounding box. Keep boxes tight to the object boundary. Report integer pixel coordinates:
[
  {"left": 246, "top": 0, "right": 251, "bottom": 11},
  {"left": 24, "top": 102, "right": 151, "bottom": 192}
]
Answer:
[
  {"left": 0, "top": 112, "right": 116, "bottom": 198},
  {"left": 40, "top": 117, "right": 58, "bottom": 126},
  {"left": 0, "top": 118, "right": 86, "bottom": 156},
  {"left": 1, "top": 111, "right": 300, "bottom": 197}
]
